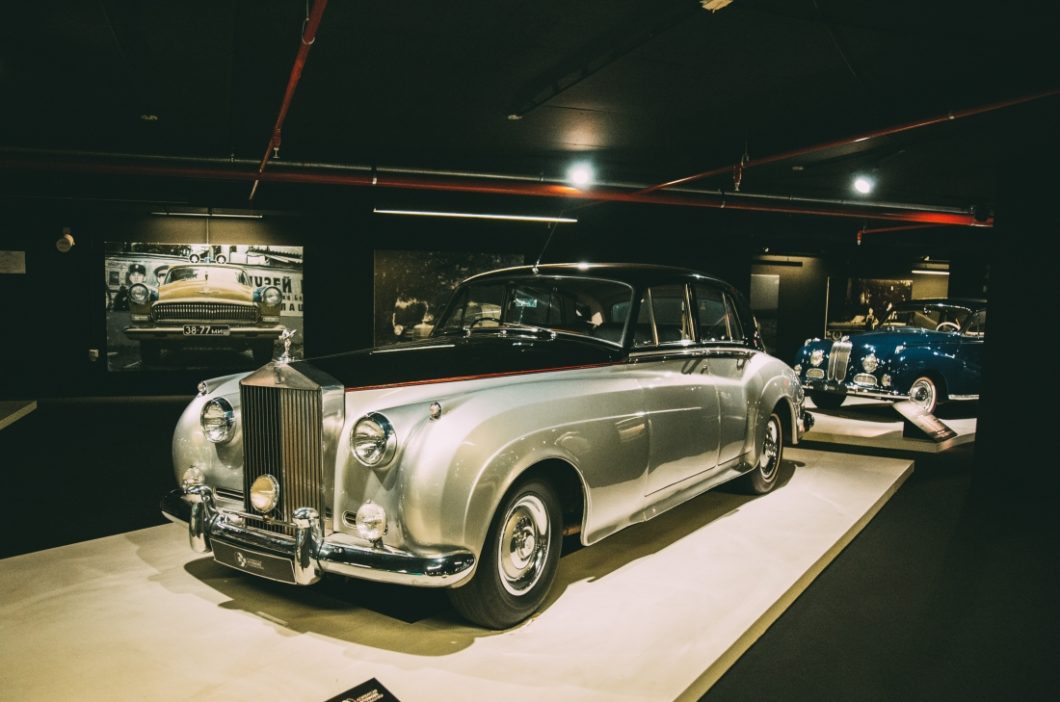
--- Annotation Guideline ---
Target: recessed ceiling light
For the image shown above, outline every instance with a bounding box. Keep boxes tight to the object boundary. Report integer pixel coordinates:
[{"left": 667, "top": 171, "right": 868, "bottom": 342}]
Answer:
[
  {"left": 566, "top": 162, "right": 595, "bottom": 188},
  {"left": 852, "top": 174, "right": 875, "bottom": 195}
]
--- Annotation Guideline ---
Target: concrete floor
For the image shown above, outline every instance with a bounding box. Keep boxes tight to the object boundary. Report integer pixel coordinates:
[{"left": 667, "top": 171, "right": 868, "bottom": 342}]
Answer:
[{"left": 0, "top": 448, "right": 911, "bottom": 702}]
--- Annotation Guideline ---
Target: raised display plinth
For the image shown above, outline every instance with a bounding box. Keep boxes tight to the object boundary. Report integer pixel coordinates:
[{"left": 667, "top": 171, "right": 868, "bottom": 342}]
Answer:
[
  {"left": 804, "top": 397, "right": 977, "bottom": 453},
  {"left": 0, "top": 448, "right": 912, "bottom": 702}
]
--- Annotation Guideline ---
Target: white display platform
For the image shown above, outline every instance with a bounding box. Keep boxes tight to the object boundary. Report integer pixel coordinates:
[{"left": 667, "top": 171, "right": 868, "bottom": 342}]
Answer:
[
  {"left": 804, "top": 397, "right": 977, "bottom": 453},
  {"left": 0, "top": 448, "right": 912, "bottom": 702}
]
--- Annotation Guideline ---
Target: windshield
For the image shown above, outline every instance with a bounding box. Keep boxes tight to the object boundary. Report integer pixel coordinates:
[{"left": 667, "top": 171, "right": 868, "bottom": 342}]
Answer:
[
  {"left": 166, "top": 266, "right": 249, "bottom": 286},
  {"left": 434, "top": 276, "right": 635, "bottom": 345},
  {"left": 880, "top": 304, "right": 971, "bottom": 331}
]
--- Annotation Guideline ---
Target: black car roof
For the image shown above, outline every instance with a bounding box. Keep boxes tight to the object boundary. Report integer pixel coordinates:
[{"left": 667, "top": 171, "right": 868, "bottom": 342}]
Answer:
[{"left": 464, "top": 263, "right": 734, "bottom": 291}]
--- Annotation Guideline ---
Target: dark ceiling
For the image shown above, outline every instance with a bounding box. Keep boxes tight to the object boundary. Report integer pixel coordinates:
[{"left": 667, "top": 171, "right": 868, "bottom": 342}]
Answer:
[{"left": 1, "top": 0, "right": 1057, "bottom": 221}]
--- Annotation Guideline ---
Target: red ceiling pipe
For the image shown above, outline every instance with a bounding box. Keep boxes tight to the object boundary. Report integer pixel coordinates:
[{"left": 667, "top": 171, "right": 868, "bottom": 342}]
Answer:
[
  {"left": 248, "top": 0, "right": 329, "bottom": 203},
  {"left": 856, "top": 223, "right": 944, "bottom": 245},
  {"left": 0, "top": 157, "right": 990, "bottom": 227},
  {"left": 640, "top": 86, "right": 1060, "bottom": 194}
]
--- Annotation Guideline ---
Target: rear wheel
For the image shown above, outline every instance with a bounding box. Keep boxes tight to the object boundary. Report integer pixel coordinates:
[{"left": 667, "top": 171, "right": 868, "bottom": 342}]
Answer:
[
  {"left": 447, "top": 477, "right": 562, "bottom": 629},
  {"left": 735, "top": 411, "right": 784, "bottom": 494},
  {"left": 809, "top": 391, "right": 845, "bottom": 410}
]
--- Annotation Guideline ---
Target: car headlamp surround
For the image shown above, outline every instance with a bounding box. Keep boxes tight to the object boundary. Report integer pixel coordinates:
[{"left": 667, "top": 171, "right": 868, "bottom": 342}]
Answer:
[
  {"left": 351, "top": 412, "right": 397, "bottom": 468},
  {"left": 200, "top": 397, "right": 236, "bottom": 443},
  {"left": 129, "top": 283, "right": 150, "bottom": 305},
  {"left": 810, "top": 349, "right": 825, "bottom": 367},
  {"left": 862, "top": 353, "right": 879, "bottom": 373},
  {"left": 262, "top": 286, "right": 282, "bottom": 306}
]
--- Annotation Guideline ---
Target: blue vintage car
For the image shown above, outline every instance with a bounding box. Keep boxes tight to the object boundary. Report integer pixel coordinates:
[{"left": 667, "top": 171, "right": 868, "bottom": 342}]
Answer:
[{"left": 792, "top": 299, "right": 986, "bottom": 414}]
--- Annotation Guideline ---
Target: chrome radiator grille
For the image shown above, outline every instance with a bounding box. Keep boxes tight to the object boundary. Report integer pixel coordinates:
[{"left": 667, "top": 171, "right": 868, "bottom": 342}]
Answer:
[
  {"left": 241, "top": 384, "right": 324, "bottom": 526},
  {"left": 827, "top": 339, "right": 853, "bottom": 382},
  {"left": 154, "top": 302, "right": 258, "bottom": 323}
]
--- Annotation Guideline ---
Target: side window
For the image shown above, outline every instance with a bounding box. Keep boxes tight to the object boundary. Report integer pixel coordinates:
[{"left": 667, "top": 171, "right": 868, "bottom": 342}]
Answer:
[
  {"left": 633, "top": 285, "right": 693, "bottom": 347},
  {"left": 696, "top": 285, "right": 744, "bottom": 342}
]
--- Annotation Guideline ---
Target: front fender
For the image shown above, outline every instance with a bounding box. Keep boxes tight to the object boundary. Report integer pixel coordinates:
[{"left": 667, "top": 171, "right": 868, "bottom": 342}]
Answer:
[
  {"left": 890, "top": 347, "right": 959, "bottom": 393},
  {"left": 394, "top": 369, "right": 647, "bottom": 558}
]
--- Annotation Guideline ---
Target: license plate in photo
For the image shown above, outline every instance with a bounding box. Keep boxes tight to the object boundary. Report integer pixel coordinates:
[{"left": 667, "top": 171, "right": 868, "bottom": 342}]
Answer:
[{"left": 183, "top": 324, "right": 231, "bottom": 336}]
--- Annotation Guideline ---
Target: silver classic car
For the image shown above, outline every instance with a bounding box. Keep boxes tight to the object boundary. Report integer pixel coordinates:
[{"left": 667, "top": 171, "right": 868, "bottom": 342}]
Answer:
[{"left": 162, "top": 264, "right": 811, "bottom": 628}]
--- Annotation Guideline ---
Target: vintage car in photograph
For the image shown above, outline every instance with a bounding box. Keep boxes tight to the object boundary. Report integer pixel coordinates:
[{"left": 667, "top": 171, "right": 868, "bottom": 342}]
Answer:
[
  {"left": 793, "top": 298, "right": 986, "bottom": 414},
  {"left": 161, "top": 263, "right": 812, "bottom": 629},
  {"left": 124, "top": 263, "right": 285, "bottom": 365}
]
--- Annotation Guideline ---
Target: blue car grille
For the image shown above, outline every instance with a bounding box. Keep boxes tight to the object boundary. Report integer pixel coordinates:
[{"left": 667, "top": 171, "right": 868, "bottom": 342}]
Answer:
[{"left": 153, "top": 302, "right": 258, "bottom": 323}]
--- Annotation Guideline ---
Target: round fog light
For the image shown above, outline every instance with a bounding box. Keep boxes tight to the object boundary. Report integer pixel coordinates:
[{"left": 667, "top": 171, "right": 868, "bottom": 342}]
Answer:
[
  {"left": 882, "top": 374, "right": 893, "bottom": 388},
  {"left": 250, "top": 474, "right": 280, "bottom": 513},
  {"left": 355, "top": 501, "right": 387, "bottom": 541}
]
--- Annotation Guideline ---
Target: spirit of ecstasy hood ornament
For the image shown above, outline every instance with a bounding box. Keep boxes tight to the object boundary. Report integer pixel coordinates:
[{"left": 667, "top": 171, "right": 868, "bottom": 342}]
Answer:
[{"left": 277, "top": 328, "right": 297, "bottom": 364}]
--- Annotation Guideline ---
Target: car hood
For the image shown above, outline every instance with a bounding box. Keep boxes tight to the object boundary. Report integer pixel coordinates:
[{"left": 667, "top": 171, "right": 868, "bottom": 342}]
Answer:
[
  {"left": 843, "top": 330, "right": 953, "bottom": 360},
  {"left": 291, "top": 334, "right": 624, "bottom": 390},
  {"left": 158, "top": 279, "right": 252, "bottom": 303}
]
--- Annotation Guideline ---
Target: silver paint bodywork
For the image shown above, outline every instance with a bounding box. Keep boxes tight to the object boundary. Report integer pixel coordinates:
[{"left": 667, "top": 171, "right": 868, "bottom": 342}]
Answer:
[{"left": 169, "top": 339, "right": 806, "bottom": 587}]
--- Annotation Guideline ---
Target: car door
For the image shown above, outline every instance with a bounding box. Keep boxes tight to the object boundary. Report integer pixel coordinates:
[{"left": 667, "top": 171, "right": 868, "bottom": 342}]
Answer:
[
  {"left": 630, "top": 284, "right": 722, "bottom": 496},
  {"left": 693, "top": 284, "right": 753, "bottom": 466}
]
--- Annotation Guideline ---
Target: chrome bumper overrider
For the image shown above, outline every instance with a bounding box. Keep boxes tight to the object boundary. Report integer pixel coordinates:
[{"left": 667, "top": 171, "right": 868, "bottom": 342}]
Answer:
[{"left": 161, "top": 487, "right": 475, "bottom": 588}]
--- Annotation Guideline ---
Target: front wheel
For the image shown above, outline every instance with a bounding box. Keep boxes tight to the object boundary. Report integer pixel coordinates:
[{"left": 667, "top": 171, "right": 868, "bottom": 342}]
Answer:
[
  {"left": 908, "top": 376, "right": 940, "bottom": 414},
  {"left": 809, "top": 391, "right": 845, "bottom": 410},
  {"left": 447, "top": 477, "right": 562, "bottom": 629},
  {"left": 735, "top": 412, "right": 784, "bottom": 494}
]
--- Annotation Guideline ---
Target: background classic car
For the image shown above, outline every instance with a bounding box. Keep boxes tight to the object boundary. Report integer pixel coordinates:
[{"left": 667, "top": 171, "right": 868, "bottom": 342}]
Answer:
[
  {"left": 793, "top": 298, "right": 986, "bottom": 414},
  {"left": 161, "top": 264, "right": 811, "bottom": 629},
  {"left": 124, "top": 263, "right": 286, "bottom": 365}
]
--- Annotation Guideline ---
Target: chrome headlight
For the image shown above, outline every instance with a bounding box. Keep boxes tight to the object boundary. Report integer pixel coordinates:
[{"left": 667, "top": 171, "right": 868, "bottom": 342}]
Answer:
[
  {"left": 249, "top": 474, "right": 280, "bottom": 513},
  {"left": 200, "top": 398, "right": 235, "bottom": 443},
  {"left": 351, "top": 413, "right": 397, "bottom": 467},
  {"left": 862, "top": 353, "right": 879, "bottom": 373},
  {"left": 810, "top": 349, "right": 825, "bottom": 367},
  {"left": 129, "top": 284, "right": 150, "bottom": 305},
  {"left": 262, "top": 286, "right": 282, "bottom": 306}
]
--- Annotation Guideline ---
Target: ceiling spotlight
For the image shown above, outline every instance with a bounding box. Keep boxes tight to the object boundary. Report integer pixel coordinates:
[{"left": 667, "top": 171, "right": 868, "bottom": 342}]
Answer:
[
  {"left": 852, "top": 174, "right": 876, "bottom": 195},
  {"left": 567, "top": 162, "right": 595, "bottom": 189}
]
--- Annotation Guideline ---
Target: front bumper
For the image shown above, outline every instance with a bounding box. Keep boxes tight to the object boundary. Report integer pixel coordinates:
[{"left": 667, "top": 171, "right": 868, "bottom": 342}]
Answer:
[
  {"left": 797, "top": 409, "right": 815, "bottom": 437},
  {"left": 802, "top": 380, "right": 909, "bottom": 402},
  {"left": 125, "top": 324, "right": 284, "bottom": 341},
  {"left": 161, "top": 487, "right": 476, "bottom": 588}
]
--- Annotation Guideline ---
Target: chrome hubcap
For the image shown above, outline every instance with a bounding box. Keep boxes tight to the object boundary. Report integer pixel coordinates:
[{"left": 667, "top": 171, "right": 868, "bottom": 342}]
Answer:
[
  {"left": 758, "top": 418, "right": 780, "bottom": 480},
  {"left": 498, "top": 495, "right": 550, "bottom": 596},
  {"left": 910, "top": 380, "right": 935, "bottom": 411}
]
